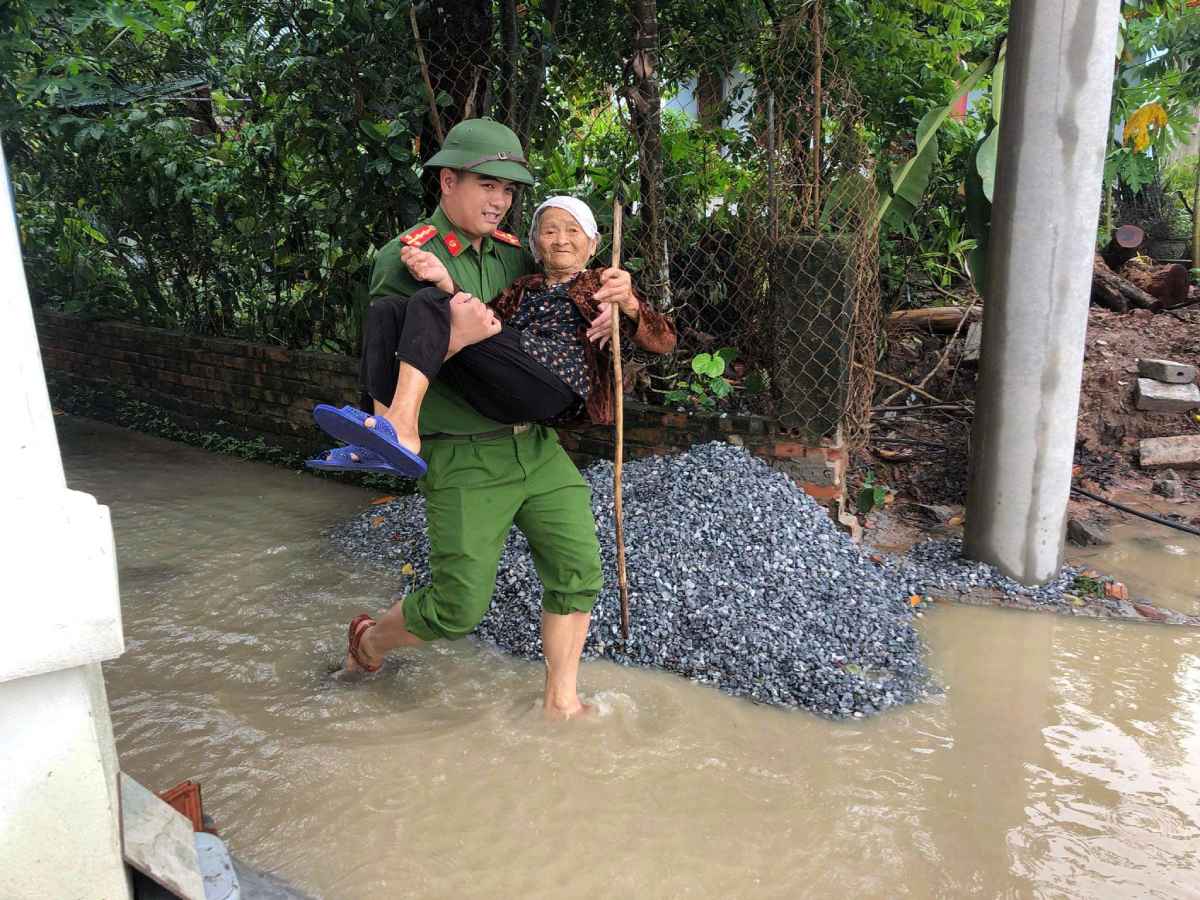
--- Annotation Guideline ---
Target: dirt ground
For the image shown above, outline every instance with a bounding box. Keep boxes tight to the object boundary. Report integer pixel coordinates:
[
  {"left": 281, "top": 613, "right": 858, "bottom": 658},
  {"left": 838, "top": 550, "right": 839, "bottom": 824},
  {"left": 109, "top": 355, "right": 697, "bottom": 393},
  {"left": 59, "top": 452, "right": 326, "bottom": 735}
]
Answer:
[{"left": 854, "top": 301, "right": 1200, "bottom": 549}]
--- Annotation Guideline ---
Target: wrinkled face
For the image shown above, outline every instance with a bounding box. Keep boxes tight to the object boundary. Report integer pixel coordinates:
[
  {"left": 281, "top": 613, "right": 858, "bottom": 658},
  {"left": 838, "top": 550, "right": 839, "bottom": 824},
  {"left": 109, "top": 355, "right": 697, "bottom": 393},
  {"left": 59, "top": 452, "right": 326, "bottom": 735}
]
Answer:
[
  {"left": 439, "top": 170, "right": 517, "bottom": 240},
  {"left": 534, "top": 207, "right": 597, "bottom": 274}
]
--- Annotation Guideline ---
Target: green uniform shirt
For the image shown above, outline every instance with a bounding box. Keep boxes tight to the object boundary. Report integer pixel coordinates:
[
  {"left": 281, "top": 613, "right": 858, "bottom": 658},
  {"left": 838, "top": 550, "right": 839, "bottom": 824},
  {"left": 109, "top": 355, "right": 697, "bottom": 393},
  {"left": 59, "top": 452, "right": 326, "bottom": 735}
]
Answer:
[{"left": 369, "top": 206, "right": 535, "bottom": 435}]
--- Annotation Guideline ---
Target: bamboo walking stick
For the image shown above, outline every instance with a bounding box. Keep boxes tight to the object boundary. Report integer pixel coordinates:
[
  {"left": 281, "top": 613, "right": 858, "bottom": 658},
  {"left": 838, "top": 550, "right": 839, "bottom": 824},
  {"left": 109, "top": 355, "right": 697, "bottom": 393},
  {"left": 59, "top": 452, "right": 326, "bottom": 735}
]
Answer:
[{"left": 609, "top": 197, "right": 631, "bottom": 641}]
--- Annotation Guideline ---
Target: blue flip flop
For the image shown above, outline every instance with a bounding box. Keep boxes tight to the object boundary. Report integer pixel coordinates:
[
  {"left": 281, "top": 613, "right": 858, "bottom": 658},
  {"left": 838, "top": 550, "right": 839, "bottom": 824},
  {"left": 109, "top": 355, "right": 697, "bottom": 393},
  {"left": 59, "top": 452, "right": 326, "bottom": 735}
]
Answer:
[
  {"left": 305, "top": 445, "right": 400, "bottom": 474},
  {"left": 312, "top": 404, "right": 428, "bottom": 478}
]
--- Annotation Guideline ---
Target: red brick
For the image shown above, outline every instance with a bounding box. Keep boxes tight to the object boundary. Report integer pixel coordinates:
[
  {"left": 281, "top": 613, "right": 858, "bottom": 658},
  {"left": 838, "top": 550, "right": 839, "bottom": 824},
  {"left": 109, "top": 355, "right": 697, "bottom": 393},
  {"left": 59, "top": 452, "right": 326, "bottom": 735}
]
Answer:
[
  {"left": 801, "top": 483, "right": 843, "bottom": 502},
  {"left": 772, "top": 441, "right": 826, "bottom": 460}
]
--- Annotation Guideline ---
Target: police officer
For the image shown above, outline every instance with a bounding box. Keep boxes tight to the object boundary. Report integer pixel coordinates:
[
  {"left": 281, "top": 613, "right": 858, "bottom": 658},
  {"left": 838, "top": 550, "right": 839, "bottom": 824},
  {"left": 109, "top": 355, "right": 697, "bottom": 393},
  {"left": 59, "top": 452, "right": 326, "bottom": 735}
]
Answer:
[{"left": 343, "top": 119, "right": 635, "bottom": 719}]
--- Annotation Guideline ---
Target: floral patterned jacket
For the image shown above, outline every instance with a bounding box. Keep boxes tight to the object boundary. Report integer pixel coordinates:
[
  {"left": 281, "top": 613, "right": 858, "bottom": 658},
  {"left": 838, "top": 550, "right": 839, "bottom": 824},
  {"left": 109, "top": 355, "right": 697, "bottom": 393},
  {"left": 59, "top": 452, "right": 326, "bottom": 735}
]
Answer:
[{"left": 490, "top": 267, "right": 677, "bottom": 426}]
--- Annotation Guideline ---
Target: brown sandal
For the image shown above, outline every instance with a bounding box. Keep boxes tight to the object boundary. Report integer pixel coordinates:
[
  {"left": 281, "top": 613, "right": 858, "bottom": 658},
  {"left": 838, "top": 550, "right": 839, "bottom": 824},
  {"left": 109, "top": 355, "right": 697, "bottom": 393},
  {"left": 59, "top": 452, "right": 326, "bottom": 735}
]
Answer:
[{"left": 346, "top": 614, "right": 382, "bottom": 673}]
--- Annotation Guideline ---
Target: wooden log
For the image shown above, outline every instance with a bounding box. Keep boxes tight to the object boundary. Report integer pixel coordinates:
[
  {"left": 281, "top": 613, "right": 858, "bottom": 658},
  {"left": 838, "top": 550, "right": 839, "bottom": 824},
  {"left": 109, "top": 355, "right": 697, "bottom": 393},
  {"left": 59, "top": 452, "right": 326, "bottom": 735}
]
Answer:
[
  {"left": 1118, "top": 256, "right": 1189, "bottom": 309},
  {"left": 887, "top": 306, "right": 982, "bottom": 332},
  {"left": 1091, "top": 253, "right": 1155, "bottom": 313}
]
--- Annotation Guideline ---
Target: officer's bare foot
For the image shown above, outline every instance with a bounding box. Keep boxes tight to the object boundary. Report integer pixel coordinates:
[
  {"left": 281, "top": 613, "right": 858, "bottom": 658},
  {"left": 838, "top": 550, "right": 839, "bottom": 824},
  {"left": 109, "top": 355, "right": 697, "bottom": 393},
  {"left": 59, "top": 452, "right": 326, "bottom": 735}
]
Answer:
[{"left": 343, "top": 624, "right": 382, "bottom": 675}]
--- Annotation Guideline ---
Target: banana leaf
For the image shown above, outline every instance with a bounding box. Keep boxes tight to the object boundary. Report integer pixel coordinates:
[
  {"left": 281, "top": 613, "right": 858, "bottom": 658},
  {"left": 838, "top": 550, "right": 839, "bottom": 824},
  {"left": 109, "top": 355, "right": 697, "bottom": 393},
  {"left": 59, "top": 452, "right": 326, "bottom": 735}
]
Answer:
[
  {"left": 964, "top": 134, "right": 992, "bottom": 290},
  {"left": 874, "top": 50, "right": 1000, "bottom": 232}
]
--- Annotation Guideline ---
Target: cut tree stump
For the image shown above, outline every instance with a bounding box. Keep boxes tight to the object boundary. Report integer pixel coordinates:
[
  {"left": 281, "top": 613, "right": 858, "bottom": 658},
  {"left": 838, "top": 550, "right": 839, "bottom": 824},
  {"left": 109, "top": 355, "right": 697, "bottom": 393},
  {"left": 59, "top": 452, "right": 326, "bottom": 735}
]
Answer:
[
  {"left": 1091, "top": 254, "right": 1156, "bottom": 313},
  {"left": 1119, "top": 256, "right": 1189, "bottom": 308},
  {"left": 1100, "top": 223, "right": 1145, "bottom": 270}
]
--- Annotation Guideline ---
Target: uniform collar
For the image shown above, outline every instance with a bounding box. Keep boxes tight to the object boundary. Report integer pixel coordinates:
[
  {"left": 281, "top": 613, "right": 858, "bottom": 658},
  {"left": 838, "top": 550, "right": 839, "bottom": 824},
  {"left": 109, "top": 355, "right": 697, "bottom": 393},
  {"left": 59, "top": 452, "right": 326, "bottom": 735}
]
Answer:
[{"left": 432, "top": 206, "right": 494, "bottom": 258}]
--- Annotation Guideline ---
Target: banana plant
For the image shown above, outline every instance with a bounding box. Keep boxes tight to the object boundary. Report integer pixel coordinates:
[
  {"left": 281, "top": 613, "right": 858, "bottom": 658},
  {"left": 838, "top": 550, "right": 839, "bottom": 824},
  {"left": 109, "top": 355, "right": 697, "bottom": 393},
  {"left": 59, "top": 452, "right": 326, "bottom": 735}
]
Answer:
[
  {"left": 964, "top": 39, "right": 1007, "bottom": 290},
  {"left": 873, "top": 43, "right": 1004, "bottom": 233}
]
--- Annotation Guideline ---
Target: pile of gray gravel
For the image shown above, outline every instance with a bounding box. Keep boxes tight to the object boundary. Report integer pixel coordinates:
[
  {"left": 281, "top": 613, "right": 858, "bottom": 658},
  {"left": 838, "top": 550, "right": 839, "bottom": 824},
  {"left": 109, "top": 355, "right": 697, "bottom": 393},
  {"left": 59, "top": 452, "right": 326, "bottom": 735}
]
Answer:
[{"left": 328, "top": 442, "right": 1081, "bottom": 718}]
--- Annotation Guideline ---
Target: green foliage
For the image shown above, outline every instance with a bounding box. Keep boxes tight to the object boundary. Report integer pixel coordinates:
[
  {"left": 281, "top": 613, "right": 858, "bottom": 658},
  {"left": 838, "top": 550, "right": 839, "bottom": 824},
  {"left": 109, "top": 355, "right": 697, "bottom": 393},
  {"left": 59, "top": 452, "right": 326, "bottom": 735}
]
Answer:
[
  {"left": 826, "top": 0, "right": 1009, "bottom": 140},
  {"left": 1107, "top": 1, "right": 1200, "bottom": 197},
  {"left": 875, "top": 49, "right": 1000, "bottom": 232},
  {"left": 1162, "top": 156, "right": 1198, "bottom": 198},
  {"left": 662, "top": 347, "right": 738, "bottom": 411},
  {"left": 3, "top": 0, "right": 425, "bottom": 351},
  {"left": 1070, "top": 573, "right": 1106, "bottom": 599},
  {"left": 880, "top": 113, "right": 988, "bottom": 301},
  {"left": 856, "top": 470, "right": 890, "bottom": 514}
]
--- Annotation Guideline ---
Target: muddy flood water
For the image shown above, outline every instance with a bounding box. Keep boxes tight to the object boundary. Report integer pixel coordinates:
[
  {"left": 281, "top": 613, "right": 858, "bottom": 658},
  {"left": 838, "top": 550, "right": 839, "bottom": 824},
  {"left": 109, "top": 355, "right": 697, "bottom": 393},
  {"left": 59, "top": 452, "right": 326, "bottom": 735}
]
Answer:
[{"left": 61, "top": 417, "right": 1200, "bottom": 899}]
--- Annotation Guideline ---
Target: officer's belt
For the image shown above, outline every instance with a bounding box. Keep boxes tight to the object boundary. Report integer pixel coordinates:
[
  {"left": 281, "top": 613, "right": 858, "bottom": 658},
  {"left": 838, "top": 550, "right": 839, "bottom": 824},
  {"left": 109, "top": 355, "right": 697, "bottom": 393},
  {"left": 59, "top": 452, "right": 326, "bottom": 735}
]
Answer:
[{"left": 422, "top": 423, "right": 532, "bottom": 442}]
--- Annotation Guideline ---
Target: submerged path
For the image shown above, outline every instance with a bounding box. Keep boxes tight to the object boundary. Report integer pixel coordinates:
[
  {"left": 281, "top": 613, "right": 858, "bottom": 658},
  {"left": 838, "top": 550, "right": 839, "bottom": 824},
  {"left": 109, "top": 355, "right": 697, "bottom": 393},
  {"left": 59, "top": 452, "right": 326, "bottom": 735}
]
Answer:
[{"left": 61, "top": 416, "right": 1200, "bottom": 899}]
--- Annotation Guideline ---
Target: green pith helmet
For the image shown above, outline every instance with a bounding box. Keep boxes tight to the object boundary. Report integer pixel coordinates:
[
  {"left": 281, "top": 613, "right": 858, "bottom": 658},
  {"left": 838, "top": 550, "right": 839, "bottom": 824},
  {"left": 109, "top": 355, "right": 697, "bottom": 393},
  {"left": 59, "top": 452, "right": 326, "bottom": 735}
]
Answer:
[{"left": 423, "top": 118, "right": 535, "bottom": 185}]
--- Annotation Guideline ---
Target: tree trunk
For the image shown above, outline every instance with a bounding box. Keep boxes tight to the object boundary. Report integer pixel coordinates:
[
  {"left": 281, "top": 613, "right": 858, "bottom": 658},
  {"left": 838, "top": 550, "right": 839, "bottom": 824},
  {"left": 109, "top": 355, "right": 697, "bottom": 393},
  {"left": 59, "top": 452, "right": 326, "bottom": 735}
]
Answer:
[
  {"left": 515, "top": 0, "right": 561, "bottom": 147},
  {"left": 808, "top": 0, "right": 823, "bottom": 225},
  {"left": 1193, "top": 154, "right": 1200, "bottom": 269},
  {"left": 499, "top": 0, "right": 519, "bottom": 128},
  {"left": 1091, "top": 253, "right": 1155, "bottom": 312},
  {"left": 628, "top": 0, "right": 670, "bottom": 307}
]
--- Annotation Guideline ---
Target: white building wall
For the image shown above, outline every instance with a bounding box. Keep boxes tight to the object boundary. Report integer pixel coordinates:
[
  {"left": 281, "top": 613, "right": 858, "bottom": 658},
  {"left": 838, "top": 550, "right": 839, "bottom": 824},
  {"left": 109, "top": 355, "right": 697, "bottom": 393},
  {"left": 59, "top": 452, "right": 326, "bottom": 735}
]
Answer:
[
  {"left": 0, "top": 140, "right": 131, "bottom": 898},
  {"left": 0, "top": 666, "right": 130, "bottom": 900}
]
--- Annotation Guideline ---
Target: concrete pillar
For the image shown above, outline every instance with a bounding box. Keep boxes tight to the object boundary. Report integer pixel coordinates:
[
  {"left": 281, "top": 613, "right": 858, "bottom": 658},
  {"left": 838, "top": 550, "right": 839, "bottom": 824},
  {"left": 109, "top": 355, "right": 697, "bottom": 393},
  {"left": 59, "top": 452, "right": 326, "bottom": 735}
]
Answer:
[
  {"left": 964, "top": 0, "right": 1122, "bottom": 583},
  {"left": 0, "top": 144, "right": 131, "bottom": 897}
]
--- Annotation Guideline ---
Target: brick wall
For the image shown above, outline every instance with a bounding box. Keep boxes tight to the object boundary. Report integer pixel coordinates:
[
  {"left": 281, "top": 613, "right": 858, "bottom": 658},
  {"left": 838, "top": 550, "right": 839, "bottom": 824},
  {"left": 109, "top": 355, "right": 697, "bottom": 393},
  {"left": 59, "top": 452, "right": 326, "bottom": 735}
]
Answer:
[
  {"left": 35, "top": 313, "right": 851, "bottom": 524},
  {"left": 35, "top": 311, "right": 359, "bottom": 454}
]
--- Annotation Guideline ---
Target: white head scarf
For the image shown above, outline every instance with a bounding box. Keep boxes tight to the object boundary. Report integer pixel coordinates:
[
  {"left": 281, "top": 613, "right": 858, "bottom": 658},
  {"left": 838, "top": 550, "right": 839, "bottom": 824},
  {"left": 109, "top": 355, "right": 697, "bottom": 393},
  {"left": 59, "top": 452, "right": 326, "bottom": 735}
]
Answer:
[{"left": 528, "top": 196, "right": 599, "bottom": 264}]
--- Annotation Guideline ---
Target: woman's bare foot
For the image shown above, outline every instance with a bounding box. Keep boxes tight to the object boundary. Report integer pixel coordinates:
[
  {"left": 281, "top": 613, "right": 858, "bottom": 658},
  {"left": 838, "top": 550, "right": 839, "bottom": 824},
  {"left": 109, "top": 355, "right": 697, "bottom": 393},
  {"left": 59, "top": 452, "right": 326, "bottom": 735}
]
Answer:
[
  {"left": 544, "top": 698, "right": 595, "bottom": 720},
  {"left": 446, "top": 293, "right": 501, "bottom": 357},
  {"left": 363, "top": 414, "right": 421, "bottom": 458}
]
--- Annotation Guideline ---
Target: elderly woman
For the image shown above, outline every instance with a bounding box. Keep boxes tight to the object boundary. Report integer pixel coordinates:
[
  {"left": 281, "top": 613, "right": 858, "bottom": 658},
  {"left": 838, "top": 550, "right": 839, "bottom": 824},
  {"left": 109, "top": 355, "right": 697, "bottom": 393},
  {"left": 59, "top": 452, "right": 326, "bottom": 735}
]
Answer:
[{"left": 313, "top": 196, "right": 676, "bottom": 476}]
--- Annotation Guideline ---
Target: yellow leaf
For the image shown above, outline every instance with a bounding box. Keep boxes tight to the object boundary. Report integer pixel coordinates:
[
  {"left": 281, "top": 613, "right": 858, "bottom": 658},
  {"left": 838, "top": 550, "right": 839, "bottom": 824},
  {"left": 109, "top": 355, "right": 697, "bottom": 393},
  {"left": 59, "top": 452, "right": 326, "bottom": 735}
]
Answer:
[
  {"left": 370, "top": 495, "right": 398, "bottom": 505},
  {"left": 1122, "top": 102, "right": 1168, "bottom": 153},
  {"left": 401, "top": 563, "right": 415, "bottom": 576},
  {"left": 370, "top": 515, "right": 385, "bottom": 528}
]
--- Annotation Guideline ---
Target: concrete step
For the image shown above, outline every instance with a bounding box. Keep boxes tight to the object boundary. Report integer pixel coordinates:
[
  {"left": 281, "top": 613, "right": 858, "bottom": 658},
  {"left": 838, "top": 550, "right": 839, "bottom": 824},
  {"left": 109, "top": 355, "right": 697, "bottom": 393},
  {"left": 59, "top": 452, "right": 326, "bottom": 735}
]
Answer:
[
  {"left": 1138, "top": 358, "right": 1197, "bottom": 385},
  {"left": 1135, "top": 378, "right": 1200, "bottom": 413}
]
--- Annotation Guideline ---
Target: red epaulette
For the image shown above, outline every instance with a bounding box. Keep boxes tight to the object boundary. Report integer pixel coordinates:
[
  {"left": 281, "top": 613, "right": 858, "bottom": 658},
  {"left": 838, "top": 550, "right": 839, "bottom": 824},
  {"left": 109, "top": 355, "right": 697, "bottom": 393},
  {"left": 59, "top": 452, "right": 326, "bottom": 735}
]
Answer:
[
  {"left": 398, "top": 223, "right": 438, "bottom": 247},
  {"left": 492, "top": 229, "right": 521, "bottom": 247}
]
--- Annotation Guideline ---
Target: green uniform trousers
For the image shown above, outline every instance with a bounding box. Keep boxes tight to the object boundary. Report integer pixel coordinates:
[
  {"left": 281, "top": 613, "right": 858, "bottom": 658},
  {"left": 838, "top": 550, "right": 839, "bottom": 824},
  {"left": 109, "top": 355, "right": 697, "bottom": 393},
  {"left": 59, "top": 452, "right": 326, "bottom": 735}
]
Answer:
[{"left": 401, "top": 425, "right": 603, "bottom": 642}]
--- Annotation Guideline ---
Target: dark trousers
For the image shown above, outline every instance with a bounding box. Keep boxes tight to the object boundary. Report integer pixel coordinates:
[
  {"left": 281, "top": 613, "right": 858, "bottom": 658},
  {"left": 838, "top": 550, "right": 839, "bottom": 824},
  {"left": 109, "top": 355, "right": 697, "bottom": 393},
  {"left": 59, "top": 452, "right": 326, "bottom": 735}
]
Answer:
[{"left": 359, "top": 287, "right": 576, "bottom": 426}]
